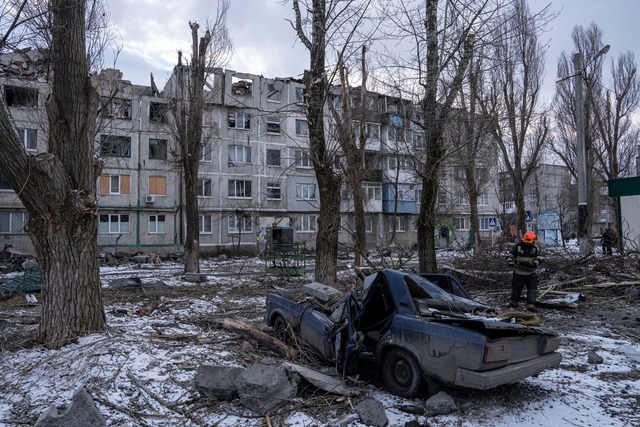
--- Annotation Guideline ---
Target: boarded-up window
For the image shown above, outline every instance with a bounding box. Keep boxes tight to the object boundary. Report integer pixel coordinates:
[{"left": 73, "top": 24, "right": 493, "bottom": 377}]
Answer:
[
  {"left": 149, "top": 176, "right": 167, "bottom": 195},
  {"left": 99, "top": 174, "right": 130, "bottom": 194}
]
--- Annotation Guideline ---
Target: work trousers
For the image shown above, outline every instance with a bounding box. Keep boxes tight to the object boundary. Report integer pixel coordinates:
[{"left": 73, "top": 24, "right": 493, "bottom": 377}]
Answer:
[{"left": 511, "top": 273, "right": 538, "bottom": 305}]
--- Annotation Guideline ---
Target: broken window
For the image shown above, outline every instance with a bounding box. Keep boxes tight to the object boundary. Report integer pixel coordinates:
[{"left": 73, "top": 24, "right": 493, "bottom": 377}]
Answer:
[
  {"left": 149, "top": 139, "right": 167, "bottom": 159},
  {"left": 99, "top": 214, "right": 130, "bottom": 234},
  {"left": 102, "top": 97, "right": 132, "bottom": 119},
  {"left": 0, "top": 170, "right": 12, "bottom": 190},
  {"left": 228, "top": 112, "right": 251, "bottom": 130},
  {"left": 266, "top": 149, "right": 281, "bottom": 166},
  {"left": 267, "top": 182, "right": 281, "bottom": 200},
  {"left": 4, "top": 85, "right": 38, "bottom": 108},
  {"left": 149, "top": 102, "right": 168, "bottom": 123},
  {"left": 267, "top": 81, "right": 283, "bottom": 102},
  {"left": 231, "top": 76, "right": 253, "bottom": 96},
  {"left": 266, "top": 116, "right": 281, "bottom": 133},
  {"left": 0, "top": 211, "right": 27, "bottom": 233},
  {"left": 295, "top": 87, "right": 306, "bottom": 103},
  {"left": 100, "top": 135, "right": 131, "bottom": 157},
  {"left": 203, "top": 103, "right": 216, "bottom": 127},
  {"left": 17, "top": 128, "right": 37, "bottom": 151}
]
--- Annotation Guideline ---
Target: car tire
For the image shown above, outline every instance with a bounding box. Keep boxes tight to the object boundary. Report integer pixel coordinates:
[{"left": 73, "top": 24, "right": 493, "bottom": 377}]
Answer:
[
  {"left": 273, "top": 315, "right": 291, "bottom": 344},
  {"left": 382, "top": 348, "right": 423, "bottom": 398}
]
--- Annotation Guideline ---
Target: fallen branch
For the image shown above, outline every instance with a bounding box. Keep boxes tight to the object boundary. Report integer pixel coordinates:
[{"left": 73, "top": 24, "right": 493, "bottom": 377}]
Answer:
[
  {"left": 137, "top": 296, "right": 166, "bottom": 316},
  {"left": 222, "top": 317, "right": 297, "bottom": 359}
]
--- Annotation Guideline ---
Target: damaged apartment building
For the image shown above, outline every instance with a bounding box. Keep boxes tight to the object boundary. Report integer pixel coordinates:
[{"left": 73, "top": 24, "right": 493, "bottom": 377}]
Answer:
[{"left": 1, "top": 49, "right": 511, "bottom": 256}]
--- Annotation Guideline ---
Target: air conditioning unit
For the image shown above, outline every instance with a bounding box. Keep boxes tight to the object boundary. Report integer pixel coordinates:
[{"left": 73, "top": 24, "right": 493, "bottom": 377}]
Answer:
[{"left": 145, "top": 195, "right": 155, "bottom": 204}]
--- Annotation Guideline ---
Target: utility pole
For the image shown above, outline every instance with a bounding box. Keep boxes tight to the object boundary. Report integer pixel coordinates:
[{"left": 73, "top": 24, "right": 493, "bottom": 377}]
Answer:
[{"left": 573, "top": 52, "right": 589, "bottom": 256}]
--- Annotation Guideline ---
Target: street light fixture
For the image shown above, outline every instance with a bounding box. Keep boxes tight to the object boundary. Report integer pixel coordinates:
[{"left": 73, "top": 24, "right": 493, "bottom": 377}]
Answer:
[{"left": 557, "top": 44, "right": 610, "bottom": 256}]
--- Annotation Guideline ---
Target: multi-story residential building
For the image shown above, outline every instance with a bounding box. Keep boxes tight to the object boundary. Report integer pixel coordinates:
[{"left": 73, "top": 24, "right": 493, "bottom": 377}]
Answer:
[{"left": 1, "top": 51, "right": 554, "bottom": 256}]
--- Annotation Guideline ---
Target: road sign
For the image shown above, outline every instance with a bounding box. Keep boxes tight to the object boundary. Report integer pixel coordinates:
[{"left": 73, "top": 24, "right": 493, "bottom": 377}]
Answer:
[
  {"left": 488, "top": 217, "right": 497, "bottom": 227},
  {"left": 526, "top": 210, "right": 532, "bottom": 222}
]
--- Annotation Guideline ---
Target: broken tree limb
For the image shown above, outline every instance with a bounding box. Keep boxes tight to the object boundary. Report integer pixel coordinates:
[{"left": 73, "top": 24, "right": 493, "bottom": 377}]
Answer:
[{"left": 222, "top": 317, "right": 297, "bottom": 359}]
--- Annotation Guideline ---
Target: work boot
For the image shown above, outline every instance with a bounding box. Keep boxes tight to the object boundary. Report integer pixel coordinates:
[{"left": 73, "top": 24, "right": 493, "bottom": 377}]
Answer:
[{"left": 526, "top": 304, "right": 537, "bottom": 312}]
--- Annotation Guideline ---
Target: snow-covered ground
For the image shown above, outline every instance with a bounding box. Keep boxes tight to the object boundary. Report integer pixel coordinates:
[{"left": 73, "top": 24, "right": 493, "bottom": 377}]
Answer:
[{"left": 1, "top": 250, "right": 639, "bottom": 426}]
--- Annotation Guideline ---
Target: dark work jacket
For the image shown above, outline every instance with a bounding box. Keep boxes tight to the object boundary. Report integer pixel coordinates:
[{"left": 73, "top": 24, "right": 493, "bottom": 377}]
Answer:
[{"left": 506, "top": 242, "right": 541, "bottom": 276}]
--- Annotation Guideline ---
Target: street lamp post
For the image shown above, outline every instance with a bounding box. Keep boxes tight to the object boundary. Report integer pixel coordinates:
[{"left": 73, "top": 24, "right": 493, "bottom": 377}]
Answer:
[
  {"left": 573, "top": 52, "right": 588, "bottom": 255},
  {"left": 560, "top": 45, "right": 610, "bottom": 256}
]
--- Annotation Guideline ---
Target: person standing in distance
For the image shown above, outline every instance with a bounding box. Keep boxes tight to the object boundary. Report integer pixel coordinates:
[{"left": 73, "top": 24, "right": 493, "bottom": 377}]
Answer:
[{"left": 507, "top": 231, "right": 541, "bottom": 311}]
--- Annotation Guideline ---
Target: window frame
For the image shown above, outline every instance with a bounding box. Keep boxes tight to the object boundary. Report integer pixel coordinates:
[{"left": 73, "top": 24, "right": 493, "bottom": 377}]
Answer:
[
  {"left": 0, "top": 211, "right": 27, "bottom": 233},
  {"left": 294, "top": 150, "right": 313, "bottom": 168},
  {"left": 228, "top": 111, "right": 251, "bottom": 130},
  {"left": 296, "top": 183, "right": 316, "bottom": 200},
  {"left": 149, "top": 138, "right": 167, "bottom": 160},
  {"left": 99, "top": 214, "right": 130, "bottom": 234},
  {"left": 228, "top": 215, "right": 253, "bottom": 234},
  {"left": 148, "top": 214, "right": 166, "bottom": 234},
  {"left": 228, "top": 145, "right": 252, "bottom": 164},
  {"left": 228, "top": 179, "right": 252, "bottom": 198},
  {"left": 295, "top": 119, "right": 309, "bottom": 136},
  {"left": 266, "top": 149, "right": 281, "bottom": 167},
  {"left": 100, "top": 135, "right": 131, "bottom": 158},
  {"left": 266, "top": 182, "right": 282, "bottom": 200},
  {"left": 199, "top": 214, "right": 213, "bottom": 234},
  {"left": 295, "top": 214, "right": 317, "bottom": 233},
  {"left": 197, "top": 178, "right": 212, "bottom": 197}
]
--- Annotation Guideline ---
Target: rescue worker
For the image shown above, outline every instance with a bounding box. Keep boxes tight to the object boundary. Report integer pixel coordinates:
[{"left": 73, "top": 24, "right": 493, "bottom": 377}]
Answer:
[
  {"left": 507, "top": 231, "right": 541, "bottom": 311},
  {"left": 602, "top": 227, "right": 617, "bottom": 256}
]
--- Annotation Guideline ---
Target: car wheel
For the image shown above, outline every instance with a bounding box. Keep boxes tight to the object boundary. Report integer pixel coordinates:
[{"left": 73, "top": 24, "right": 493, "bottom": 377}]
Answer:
[
  {"left": 382, "top": 348, "right": 423, "bottom": 398},
  {"left": 273, "top": 315, "right": 291, "bottom": 344}
]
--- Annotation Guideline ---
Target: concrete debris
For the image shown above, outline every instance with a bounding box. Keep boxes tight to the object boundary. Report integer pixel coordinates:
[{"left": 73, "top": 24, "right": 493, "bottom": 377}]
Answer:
[
  {"left": 194, "top": 365, "right": 245, "bottom": 400},
  {"left": 587, "top": 350, "right": 604, "bottom": 364},
  {"left": 35, "top": 387, "right": 106, "bottom": 427},
  {"left": 355, "top": 398, "right": 389, "bottom": 427},
  {"left": 235, "top": 359, "right": 297, "bottom": 414},
  {"left": 424, "top": 391, "right": 457, "bottom": 417}
]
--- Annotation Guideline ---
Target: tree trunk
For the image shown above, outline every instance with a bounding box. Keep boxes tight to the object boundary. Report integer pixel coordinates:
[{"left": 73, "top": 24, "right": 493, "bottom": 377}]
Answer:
[{"left": 0, "top": 0, "right": 106, "bottom": 348}]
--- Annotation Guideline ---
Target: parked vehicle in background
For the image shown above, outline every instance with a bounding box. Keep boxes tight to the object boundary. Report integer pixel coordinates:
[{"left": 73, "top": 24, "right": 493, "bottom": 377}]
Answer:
[{"left": 265, "top": 269, "right": 562, "bottom": 398}]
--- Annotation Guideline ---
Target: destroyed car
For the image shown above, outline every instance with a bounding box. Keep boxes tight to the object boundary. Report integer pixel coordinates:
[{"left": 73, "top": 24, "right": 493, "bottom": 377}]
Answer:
[{"left": 265, "top": 269, "right": 562, "bottom": 398}]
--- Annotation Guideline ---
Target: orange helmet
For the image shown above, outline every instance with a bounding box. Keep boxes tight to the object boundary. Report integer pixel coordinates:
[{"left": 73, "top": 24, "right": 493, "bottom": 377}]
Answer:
[{"left": 522, "top": 232, "right": 537, "bottom": 244}]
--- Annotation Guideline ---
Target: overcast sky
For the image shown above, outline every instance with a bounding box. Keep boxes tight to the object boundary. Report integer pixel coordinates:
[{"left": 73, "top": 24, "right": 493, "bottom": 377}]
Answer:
[{"left": 107, "top": 0, "right": 640, "bottom": 103}]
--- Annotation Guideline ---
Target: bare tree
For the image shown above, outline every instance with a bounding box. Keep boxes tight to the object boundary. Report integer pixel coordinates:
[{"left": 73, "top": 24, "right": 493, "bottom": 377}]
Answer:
[
  {"left": 0, "top": 0, "right": 106, "bottom": 348},
  {"left": 166, "top": 1, "right": 232, "bottom": 273},
  {"left": 290, "top": 0, "right": 372, "bottom": 285},
  {"left": 483, "top": 0, "right": 550, "bottom": 238},
  {"left": 553, "top": 23, "right": 638, "bottom": 252}
]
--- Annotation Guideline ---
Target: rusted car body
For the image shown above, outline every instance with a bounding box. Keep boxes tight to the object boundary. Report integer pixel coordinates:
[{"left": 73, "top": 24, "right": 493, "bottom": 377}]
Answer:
[{"left": 265, "top": 269, "right": 561, "bottom": 398}]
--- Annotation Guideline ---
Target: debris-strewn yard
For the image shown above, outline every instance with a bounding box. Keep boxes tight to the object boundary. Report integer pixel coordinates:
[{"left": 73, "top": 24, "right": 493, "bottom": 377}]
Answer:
[{"left": 1, "top": 245, "right": 639, "bottom": 426}]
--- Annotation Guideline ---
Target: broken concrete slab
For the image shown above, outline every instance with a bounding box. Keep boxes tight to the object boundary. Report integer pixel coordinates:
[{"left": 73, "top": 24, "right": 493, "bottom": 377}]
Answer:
[
  {"left": 424, "top": 391, "right": 457, "bottom": 417},
  {"left": 355, "top": 398, "right": 388, "bottom": 427},
  {"left": 194, "top": 365, "right": 245, "bottom": 400},
  {"left": 587, "top": 350, "right": 604, "bottom": 364},
  {"left": 303, "top": 282, "right": 343, "bottom": 302},
  {"left": 235, "top": 359, "right": 297, "bottom": 414},
  {"left": 35, "top": 386, "right": 106, "bottom": 427}
]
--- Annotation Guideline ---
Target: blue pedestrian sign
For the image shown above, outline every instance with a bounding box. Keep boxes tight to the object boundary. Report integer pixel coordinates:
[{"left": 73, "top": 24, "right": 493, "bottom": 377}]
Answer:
[
  {"left": 488, "top": 217, "right": 497, "bottom": 227},
  {"left": 526, "top": 210, "right": 532, "bottom": 222}
]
